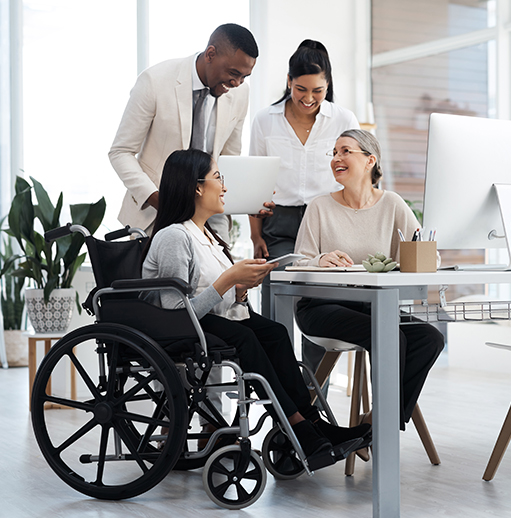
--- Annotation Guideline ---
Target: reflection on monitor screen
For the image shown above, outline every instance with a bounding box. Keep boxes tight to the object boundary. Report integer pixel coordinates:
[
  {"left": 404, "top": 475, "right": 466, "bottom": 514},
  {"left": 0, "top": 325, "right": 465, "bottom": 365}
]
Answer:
[{"left": 423, "top": 113, "right": 510, "bottom": 252}]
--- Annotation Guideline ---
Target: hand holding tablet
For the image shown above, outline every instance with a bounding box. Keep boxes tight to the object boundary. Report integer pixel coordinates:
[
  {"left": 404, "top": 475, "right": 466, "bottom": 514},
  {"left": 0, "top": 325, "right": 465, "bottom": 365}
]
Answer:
[{"left": 267, "top": 253, "right": 306, "bottom": 266}]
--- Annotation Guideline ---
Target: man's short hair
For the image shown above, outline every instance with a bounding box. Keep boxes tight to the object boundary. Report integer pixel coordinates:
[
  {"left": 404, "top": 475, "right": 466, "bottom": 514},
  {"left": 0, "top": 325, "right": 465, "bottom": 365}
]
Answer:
[{"left": 209, "top": 23, "right": 259, "bottom": 59}]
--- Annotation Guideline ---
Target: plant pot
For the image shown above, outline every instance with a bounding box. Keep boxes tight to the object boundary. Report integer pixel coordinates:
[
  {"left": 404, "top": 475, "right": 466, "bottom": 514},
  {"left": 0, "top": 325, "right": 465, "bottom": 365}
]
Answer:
[
  {"left": 25, "top": 288, "right": 75, "bottom": 334},
  {"left": 4, "top": 330, "right": 28, "bottom": 367}
]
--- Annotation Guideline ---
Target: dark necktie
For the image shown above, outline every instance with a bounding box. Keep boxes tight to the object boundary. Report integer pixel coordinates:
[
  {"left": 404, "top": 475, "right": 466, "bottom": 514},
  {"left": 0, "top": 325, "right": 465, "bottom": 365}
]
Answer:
[{"left": 190, "top": 88, "right": 208, "bottom": 150}]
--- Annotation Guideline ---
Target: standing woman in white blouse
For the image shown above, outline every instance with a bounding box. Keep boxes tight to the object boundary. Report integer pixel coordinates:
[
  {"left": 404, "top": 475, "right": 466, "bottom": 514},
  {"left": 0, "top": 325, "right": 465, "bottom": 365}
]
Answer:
[
  {"left": 249, "top": 40, "right": 359, "bottom": 318},
  {"left": 249, "top": 39, "right": 359, "bottom": 375},
  {"left": 141, "top": 148, "right": 372, "bottom": 458}
]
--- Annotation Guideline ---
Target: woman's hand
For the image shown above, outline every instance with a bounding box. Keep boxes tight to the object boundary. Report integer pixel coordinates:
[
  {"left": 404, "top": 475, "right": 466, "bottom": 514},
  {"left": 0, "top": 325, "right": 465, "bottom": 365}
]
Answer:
[
  {"left": 213, "top": 259, "right": 276, "bottom": 296},
  {"left": 319, "top": 250, "right": 354, "bottom": 268}
]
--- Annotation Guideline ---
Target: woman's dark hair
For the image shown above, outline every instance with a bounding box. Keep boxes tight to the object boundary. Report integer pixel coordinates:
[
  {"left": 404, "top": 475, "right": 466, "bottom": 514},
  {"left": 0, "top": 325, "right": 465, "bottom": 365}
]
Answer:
[
  {"left": 273, "top": 39, "right": 334, "bottom": 105},
  {"left": 141, "top": 148, "right": 232, "bottom": 263}
]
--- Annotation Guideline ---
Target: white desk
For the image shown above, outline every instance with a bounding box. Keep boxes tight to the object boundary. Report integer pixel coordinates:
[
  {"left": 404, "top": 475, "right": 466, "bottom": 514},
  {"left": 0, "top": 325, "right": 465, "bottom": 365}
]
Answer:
[{"left": 270, "top": 269, "right": 511, "bottom": 518}]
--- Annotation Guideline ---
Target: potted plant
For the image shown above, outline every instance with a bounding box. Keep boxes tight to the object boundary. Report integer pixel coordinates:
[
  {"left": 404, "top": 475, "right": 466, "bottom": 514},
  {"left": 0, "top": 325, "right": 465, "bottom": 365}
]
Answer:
[
  {"left": 0, "top": 233, "right": 27, "bottom": 365},
  {"left": 1, "top": 176, "right": 106, "bottom": 333}
]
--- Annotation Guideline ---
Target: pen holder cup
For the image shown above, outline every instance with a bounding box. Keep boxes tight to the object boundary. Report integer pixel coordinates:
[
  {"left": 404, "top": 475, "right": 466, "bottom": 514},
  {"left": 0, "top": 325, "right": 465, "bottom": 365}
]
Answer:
[{"left": 399, "top": 241, "right": 437, "bottom": 273}]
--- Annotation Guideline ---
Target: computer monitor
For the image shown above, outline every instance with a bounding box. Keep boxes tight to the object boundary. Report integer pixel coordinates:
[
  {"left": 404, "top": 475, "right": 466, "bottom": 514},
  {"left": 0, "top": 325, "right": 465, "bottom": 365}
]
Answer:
[{"left": 422, "top": 113, "right": 511, "bottom": 268}]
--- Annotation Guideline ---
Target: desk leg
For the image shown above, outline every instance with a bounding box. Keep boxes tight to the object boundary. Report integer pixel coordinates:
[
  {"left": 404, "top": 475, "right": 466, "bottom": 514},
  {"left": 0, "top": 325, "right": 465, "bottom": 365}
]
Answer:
[
  {"left": 28, "top": 338, "right": 36, "bottom": 410},
  {"left": 372, "top": 289, "right": 401, "bottom": 518},
  {"left": 272, "top": 293, "right": 295, "bottom": 345}
]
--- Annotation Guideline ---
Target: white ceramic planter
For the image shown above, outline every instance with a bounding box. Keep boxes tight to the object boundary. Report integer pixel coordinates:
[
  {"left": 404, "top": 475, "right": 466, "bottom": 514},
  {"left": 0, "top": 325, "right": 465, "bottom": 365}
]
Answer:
[
  {"left": 4, "top": 330, "right": 28, "bottom": 366},
  {"left": 25, "top": 288, "right": 75, "bottom": 334}
]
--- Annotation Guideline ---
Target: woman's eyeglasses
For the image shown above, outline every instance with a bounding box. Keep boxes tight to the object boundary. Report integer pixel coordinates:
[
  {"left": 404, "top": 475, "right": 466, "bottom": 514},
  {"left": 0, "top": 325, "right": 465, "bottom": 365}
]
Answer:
[
  {"left": 326, "top": 148, "right": 370, "bottom": 158},
  {"left": 197, "top": 174, "right": 225, "bottom": 187}
]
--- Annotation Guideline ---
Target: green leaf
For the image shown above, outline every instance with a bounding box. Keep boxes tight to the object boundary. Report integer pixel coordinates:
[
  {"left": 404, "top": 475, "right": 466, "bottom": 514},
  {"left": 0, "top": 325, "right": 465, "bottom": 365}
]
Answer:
[
  {"left": 8, "top": 187, "right": 34, "bottom": 250},
  {"left": 30, "top": 176, "right": 56, "bottom": 231},
  {"left": 52, "top": 192, "right": 64, "bottom": 229},
  {"left": 0, "top": 254, "right": 22, "bottom": 277},
  {"left": 62, "top": 252, "right": 86, "bottom": 288},
  {"left": 75, "top": 290, "right": 82, "bottom": 315},
  {"left": 43, "top": 275, "right": 59, "bottom": 303},
  {"left": 70, "top": 197, "right": 106, "bottom": 236},
  {"left": 14, "top": 176, "right": 31, "bottom": 195},
  {"left": 62, "top": 197, "right": 106, "bottom": 269}
]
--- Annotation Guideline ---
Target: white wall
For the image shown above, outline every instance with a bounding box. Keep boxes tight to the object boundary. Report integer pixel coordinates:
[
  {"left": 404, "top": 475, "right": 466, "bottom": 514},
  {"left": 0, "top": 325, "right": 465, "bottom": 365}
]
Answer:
[{"left": 249, "top": 0, "right": 371, "bottom": 122}]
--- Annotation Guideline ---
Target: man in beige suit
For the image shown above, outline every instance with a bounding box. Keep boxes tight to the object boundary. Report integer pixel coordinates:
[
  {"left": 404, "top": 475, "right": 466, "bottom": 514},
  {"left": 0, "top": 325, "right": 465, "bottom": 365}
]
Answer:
[{"left": 109, "top": 24, "right": 259, "bottom": 239}]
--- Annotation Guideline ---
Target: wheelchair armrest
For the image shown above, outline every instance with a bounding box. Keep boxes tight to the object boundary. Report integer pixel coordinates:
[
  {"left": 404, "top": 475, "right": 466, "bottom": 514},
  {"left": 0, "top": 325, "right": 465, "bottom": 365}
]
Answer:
[{"left": 110, "top": 277, "right": 193, "bottom": 295}]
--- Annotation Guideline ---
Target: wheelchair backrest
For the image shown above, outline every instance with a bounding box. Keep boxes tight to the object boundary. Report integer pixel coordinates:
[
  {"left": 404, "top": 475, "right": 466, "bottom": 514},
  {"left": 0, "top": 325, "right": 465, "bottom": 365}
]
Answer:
[{"left": 85, "top": 235, "right": 149, "bottom": 289}]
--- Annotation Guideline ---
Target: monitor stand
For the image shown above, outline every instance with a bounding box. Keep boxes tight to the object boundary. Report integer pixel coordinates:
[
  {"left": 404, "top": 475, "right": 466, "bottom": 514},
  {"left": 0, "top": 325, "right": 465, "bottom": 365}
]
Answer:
[{"left": 443, "top": 184, "right": 511, "bottom": 271}]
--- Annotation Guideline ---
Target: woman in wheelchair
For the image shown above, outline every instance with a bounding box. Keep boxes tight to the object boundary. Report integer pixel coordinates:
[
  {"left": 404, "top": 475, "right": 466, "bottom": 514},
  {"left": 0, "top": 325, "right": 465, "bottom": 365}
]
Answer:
[{"left": 141, "top": 148, "right": 371, "bottom": 459}]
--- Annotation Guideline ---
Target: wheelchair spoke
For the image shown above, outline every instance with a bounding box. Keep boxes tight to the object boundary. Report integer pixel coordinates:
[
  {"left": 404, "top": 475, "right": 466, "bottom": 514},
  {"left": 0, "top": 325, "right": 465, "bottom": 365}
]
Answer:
[
  {"left": 106, "top": 342, "right": 120, "bottom": 397},
  {"left": 94, "top": 425, "right": 111, "bottom": 486},
  {"left": 113, "top": 420, "right": 149, "bottom": 473},
  {"left": 114, "top": 371, "right": 158, "bottom": 407},
  {"left": 55, "top": 418, "right": 98, "bottom": 455},
  {"left": 235, "top": 481, "right": 250, "bottom": 501},
  {"left": 212, "top": 479, "right": 232, "bottom": 497},
  {"left": 241, "top": 467, "right": 260, "bottom": 481},
  {"left": 210, "top": 461, "right": 231, "bottom": 477},
  {"left": 43, "top": 395, "right": 94, "bottom": 412},
  {"left": 69, "top": 351, "right": 101, "bottom": 399},
  {"left": 114, "top": 410, "right": 169, "bottom": 429}
]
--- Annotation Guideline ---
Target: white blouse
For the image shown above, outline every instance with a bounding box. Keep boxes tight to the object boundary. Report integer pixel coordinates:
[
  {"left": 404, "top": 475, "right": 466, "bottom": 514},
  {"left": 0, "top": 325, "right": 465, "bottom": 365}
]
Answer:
[
  {"left": 249, "top": 99, "right": 359, "bottom": 206},
  {"left": 183, "top": 220, "right": 249, "bottom": 321}
]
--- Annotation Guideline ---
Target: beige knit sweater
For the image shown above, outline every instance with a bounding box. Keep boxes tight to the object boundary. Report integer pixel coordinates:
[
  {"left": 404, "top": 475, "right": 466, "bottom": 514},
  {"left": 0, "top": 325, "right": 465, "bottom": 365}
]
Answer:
[{"left": 294, "top": 191, "right": 420, "bottom": 266}]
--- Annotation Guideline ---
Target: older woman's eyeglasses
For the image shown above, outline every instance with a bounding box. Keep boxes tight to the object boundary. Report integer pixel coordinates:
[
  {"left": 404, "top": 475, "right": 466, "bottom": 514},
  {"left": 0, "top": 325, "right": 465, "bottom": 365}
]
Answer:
[
  {"left": 197, "top": 174, "right": 225, "bottom": 187},
  {"left": 326, "top": 148, "right": 370, "bottom": 158}
]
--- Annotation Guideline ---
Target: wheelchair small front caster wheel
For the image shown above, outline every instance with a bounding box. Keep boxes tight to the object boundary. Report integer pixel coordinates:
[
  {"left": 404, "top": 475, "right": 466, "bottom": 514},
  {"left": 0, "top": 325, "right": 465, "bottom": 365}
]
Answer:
[
  {"left": 203, "top": 444, "right": 267, "bottom": 509},
  {"left": 262, "top": 426, "right": 306, "bottom": 480}
]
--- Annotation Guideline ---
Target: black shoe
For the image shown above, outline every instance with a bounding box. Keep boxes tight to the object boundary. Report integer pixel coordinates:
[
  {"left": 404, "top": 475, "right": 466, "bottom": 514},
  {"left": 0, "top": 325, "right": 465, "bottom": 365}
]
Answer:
[
  {"left": 315, "top": 419, "right": 372, "bottom": 448},
  {"left": 292, "top": 419, "right": 333, "bottom": 458}
]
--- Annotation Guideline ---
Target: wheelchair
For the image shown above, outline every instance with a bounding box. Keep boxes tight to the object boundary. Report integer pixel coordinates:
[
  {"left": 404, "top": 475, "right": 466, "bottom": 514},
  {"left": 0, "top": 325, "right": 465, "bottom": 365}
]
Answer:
[{"left": 30, "top": 224, "right": 365, "bottom": 509}]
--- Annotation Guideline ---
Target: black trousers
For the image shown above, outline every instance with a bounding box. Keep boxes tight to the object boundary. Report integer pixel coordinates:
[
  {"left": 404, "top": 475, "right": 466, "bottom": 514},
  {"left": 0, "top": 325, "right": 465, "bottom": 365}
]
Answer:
[
  {"left": 258, "top": 205, "right": 322, "bottom": 387},
  {"left": 296, "top": 299, "right": 445, "bottom": 430},
  {"left": 200, "top": 310, "right": 317, "bottom": 421}
]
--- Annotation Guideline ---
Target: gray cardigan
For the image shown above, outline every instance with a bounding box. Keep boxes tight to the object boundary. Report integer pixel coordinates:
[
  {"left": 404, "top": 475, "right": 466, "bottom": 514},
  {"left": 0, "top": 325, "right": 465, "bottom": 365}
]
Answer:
[{"left": 141, "top": 224, "right": 223, "bottom": 319}]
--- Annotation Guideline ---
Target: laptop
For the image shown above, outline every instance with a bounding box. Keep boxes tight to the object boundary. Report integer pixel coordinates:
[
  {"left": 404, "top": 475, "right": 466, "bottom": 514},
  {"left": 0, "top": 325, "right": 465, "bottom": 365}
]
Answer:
[{"left": 217, "top": 156, "right": 280, "bottom": 215}]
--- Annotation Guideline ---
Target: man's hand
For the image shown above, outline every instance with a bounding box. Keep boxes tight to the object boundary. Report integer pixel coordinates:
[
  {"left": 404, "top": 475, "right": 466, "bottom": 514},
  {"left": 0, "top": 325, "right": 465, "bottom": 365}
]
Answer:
[
  {"left": 251, "top": 201, "right": 275, "bottom": 219},
  {"left": 146, "top": 191, "right": 159, "bottom": 210}
]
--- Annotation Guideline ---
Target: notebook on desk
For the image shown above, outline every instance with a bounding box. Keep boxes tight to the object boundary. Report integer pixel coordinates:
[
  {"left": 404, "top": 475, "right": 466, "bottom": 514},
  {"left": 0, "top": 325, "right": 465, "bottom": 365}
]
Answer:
[{"left": 285, "top": 264, "right": 367, "bottom": 272}]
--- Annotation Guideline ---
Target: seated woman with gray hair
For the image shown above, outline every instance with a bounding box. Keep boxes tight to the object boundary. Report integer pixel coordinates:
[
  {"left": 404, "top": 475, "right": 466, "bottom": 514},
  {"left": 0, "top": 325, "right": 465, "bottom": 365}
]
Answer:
[{"left": 294, "top": 129, "right": 444, "bottom": 431}]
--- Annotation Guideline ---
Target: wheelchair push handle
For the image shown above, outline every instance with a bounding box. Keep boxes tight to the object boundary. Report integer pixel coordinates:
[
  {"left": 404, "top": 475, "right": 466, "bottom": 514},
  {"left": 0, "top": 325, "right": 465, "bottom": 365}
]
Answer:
[
  {"left": 104, "top": 225, "right": 148, "bottom": 241},
  {"left": 44, "top": 223, "right": 91, "bottom": 242}
]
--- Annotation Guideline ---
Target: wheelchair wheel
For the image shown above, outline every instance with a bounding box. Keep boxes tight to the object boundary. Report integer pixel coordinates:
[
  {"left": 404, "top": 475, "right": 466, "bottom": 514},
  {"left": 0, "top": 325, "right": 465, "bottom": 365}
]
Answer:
[
  {"left": 203, "top": 444, "right": 267, "bottom": 510},
  {"left": 31, "top": 323, "right": 188, "bottom": 500},
  {"left": 262, "top": 426, "right": 305, "bottom": 480}
]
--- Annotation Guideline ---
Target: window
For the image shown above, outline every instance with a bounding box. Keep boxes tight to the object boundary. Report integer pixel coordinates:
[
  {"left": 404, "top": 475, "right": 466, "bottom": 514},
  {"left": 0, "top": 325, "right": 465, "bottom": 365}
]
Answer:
[{"left": 372, "top": 0, "right": 499, "bottom": 299}]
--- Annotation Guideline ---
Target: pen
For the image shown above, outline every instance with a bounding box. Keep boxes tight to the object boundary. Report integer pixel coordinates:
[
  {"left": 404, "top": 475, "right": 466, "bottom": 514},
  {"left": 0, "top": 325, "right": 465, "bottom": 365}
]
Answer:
[
  {"left": 428, "top": 230, "right": 433, "bottom": 241},
  {"left": 412, "top": 230, "right": 417, "bottom": 242},
  {"left": 432, "top": 230, "right": 436, "bottom": 241},
  {"left": 397, "top": 228, "right": 405, "bottom": 242}
]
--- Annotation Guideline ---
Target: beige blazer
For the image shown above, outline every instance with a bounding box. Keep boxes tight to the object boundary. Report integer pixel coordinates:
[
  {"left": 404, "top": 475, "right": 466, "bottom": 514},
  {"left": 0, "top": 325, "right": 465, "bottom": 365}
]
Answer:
[{"left": 109, "top": 54, "right": 249, "bottom": 230}]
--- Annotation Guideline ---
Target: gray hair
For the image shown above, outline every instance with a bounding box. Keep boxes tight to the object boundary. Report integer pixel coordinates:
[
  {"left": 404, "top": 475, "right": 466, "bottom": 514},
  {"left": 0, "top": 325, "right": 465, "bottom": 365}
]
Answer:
[{"left": 340, "top": 129, "right": 382, "bottom": 185}]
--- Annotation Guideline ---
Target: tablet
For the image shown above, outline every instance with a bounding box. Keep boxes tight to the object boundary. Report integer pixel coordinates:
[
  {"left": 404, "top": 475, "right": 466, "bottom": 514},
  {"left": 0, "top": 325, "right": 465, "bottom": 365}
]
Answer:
[
  {"left": 218, "top": 156, "right": 280, "bottom": 215},
  {"left": 267, "top": 253, "right": 306, "bottom": 266}
]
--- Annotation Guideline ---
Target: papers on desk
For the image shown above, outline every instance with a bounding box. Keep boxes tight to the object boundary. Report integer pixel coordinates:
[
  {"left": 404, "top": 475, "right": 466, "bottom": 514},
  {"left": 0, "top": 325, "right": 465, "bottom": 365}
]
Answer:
[{"left": 285, "top": 264, "right": 367, "bottom": 272}]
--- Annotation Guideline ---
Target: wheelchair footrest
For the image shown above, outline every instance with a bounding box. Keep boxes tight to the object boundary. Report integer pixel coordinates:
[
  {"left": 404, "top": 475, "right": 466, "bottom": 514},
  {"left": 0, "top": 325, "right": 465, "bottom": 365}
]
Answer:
[
  {"left": 333, "top": 437, "right": 365, "bottom": 461},
  {"left": 307, "top": 447, "right": 337, "bottom": 472}
]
